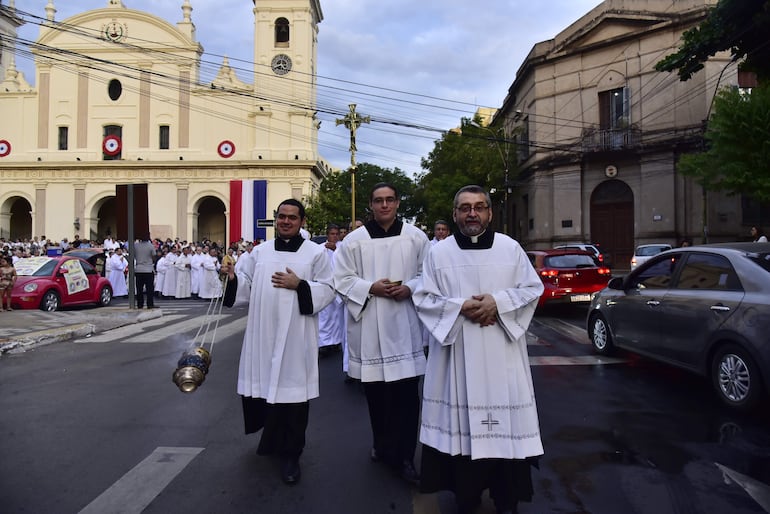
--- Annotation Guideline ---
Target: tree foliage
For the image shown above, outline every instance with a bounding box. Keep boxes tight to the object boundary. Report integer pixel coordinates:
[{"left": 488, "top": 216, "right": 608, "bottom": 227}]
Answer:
[
  {"left": 304, "top": 162, "right": 418, "bottom": 234},
  {"left": 678, "top": 84, "right": 770, "bottom": 200},
  {"left": 414, "top": 117, "right": 514, "bottom": 231},
  {"left": 655, "top": 0, "right": 770, "bottom": 82}
]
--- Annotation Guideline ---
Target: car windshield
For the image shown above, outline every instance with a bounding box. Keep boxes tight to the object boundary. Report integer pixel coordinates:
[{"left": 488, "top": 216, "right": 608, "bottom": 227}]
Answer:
[
  {"left": 14, "top": 257, "right": 58, "bottom": 276},
  {"left": 637, "top": 245, "right": 670, "bottom": 256},
  {"left": 545, "top": 254, "right": 597, "bottom": 268},
  {"left": 747, "top": 252, "right": 770, "bottom": 274}
]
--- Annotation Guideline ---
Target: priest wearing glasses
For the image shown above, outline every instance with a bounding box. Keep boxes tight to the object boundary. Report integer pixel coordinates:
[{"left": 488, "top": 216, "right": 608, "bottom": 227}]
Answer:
[
  {"left": 222, "top": 199, "right": 336, "bottom": 485},
  {"left": 413, "top": 185, "right": 545, "bottom": 514}
]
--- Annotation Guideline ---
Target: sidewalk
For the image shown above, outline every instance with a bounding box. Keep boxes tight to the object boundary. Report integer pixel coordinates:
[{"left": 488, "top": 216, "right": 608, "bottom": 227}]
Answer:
[{"left": 0, "top": 305, "right": 162, "bottom": 355}]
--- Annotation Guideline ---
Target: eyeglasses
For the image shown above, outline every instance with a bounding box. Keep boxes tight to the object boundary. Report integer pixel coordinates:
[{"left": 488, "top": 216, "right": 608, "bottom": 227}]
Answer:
[
  {"left": 455, "top": 204, "right": 489, "bottom": 214},
  {"left": 372, "top": 196, "right": 398, "bottom": 205}
]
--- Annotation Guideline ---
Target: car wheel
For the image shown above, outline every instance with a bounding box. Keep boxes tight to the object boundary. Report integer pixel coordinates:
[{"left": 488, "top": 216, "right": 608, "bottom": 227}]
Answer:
[
  {"left": 99, "top": 286, "right": 112, "bottom": 307},
  {"left": 40, "top": 290, "right": 60, "bottom": 312},
  {"left": 712, "top": 344, "right": 763, "bottom": 411},
  {"left": 590, "top": 314, "right": 614, "bottom": 355}
]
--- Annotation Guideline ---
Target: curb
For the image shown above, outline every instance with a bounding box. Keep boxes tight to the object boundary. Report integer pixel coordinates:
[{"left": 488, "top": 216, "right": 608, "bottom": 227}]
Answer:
[{"left": 0, "top": 309, "right": 163, "bottom": 355}]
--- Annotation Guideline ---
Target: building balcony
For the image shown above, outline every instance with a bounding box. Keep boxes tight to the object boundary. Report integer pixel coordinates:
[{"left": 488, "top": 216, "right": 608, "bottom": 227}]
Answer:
[{"left": 581, "top": 127, "right": 641, "bottom": 152}]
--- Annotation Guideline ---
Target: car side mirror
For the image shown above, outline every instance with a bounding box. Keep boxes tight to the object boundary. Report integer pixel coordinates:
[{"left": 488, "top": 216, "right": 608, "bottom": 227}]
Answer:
[{"left": 607, "top": 277, "right": 624, "bottom": 290}]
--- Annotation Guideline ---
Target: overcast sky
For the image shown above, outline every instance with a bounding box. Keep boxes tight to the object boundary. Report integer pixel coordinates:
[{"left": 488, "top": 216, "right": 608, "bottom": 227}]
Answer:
[{"left": 13, "top": 0, "right": 603, "bottom": 175}]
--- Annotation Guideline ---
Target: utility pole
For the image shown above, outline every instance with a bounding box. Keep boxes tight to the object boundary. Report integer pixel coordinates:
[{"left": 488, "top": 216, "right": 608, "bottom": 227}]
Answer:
[{"left": 335, "top": 104, "right": 370, "bottom": 228}]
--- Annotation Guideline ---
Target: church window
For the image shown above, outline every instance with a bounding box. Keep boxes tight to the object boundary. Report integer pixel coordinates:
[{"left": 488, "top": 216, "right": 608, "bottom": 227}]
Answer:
[
  {"left": 159, "top": 125, "right": 170, "bottom": 149},
  {"left": 598, "top": 87, "right": 629, "bottom": 130},
  {"left": 58, "top": 126, "right": 69, "bottom": 151},
  {"left": 103, "top": 125, "right": 122, "bottom": 160},
  {"left": 275, "top": 18, "right": 290, "bottom": 47},
  {"left": 108, "top": 79, "right": 122, "bottom": 101}
]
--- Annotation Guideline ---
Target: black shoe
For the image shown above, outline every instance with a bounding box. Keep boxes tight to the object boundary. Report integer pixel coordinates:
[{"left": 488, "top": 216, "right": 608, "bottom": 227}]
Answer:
[
  {"left": 281, "top": 457, "right": 301, "bottom": 485},
  {"left": 398, "top": 460, "right": 420, "bottom": 486}
]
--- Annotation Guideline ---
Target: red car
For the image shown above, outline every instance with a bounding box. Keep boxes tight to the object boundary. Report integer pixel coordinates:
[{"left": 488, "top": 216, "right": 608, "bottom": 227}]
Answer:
[
  {"left": 527, "top": 249, "right": 612, "bottom": 307},
  {"left": 11, "top": 256, "right": 113, "bottom": 311}
]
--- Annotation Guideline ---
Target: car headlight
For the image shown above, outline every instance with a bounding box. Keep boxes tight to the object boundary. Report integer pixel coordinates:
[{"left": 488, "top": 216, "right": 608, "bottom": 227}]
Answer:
[{"left": 23, "top": 283, "right": 39, "bottom": 293}]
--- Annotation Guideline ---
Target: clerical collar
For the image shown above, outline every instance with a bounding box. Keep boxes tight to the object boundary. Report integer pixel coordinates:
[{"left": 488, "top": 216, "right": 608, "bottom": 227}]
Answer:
[
  {"left": 365, "top": 219, "right": 403, "bottom": 239},
  {"left": 275, "top": 234, "right": 305, "bottom": 252},
  {"left": 454, "top": 229, "right": 494, "bottom": 249}
]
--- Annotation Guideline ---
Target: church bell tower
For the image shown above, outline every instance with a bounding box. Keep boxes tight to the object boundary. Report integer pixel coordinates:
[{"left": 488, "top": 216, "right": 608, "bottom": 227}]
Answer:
[{"left": 251, "top": 0, "right": 323, "bottom": 161}]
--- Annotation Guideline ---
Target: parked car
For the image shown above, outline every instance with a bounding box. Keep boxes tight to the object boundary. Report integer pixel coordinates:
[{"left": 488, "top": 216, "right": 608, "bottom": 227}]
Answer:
[
  {"left": 527, "top": 249, "right": 612, "bottom": 307},
  {"left": 587, "top": 242, "right": 770, "bottom": 411},
  {"left": 553, "top": 243, "right": 605, "bottom": 265},
  {"left": 11, "top": 256, "right": 113, "bottom": 311},
  {"left": 630, "top": 243, "right": 672, "bottom": 269},
  {"left": 64, "top": 248, "right": 108, "bottom": 276}
]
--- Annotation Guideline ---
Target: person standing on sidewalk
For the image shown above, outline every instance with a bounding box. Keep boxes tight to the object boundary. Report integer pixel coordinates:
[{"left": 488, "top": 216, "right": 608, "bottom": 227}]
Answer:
[
  {"left": 413, "top": 185, "right": 544, "bottom": 514},
  {"left": 0, "top": 256, "right": 17, "bottom": 311},
  {"left": 333, "top": 182, "right": 430, "bottom": 485},
  {"left": 133, "top": 234, "right": 156, "bottom": 309}
]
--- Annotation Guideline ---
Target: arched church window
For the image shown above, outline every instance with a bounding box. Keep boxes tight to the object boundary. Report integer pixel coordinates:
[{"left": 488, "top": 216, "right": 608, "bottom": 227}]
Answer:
[
  {"left": 108, "top": 79, "right": 122, "bottom": 101},
  {"left": 275, "top": 18, "right": 290, "bottom": 47}
]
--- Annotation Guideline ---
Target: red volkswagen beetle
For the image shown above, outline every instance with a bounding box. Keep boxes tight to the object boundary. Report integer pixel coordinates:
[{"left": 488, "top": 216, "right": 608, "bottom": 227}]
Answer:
[{"left": 11, "top": 256, "right": 113, "bottom": 311}]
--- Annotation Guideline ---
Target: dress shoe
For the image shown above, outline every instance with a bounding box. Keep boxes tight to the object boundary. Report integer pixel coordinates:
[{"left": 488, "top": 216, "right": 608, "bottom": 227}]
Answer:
[
  {"left": 281, "top": 457, "right": 301, "bottom": 485},
  {"left": 398, "top": 460, "right": 420, "bottom": 486}
]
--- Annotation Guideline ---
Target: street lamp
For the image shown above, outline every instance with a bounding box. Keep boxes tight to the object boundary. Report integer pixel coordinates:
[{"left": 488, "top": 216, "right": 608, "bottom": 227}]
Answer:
[{"left": 471, "top": 120, "right": 511, "bottom": 235}]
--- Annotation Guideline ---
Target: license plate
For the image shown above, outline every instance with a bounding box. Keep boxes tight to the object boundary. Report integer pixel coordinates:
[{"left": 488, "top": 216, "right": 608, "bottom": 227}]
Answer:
[{"left": 570, "top": 294, "right": 591, "bottom": 302}]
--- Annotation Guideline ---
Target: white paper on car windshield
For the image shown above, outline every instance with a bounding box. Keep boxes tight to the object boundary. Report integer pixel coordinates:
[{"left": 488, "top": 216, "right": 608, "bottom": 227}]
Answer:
[
  {"left": 14, "top": 257, "right": 52, "bottom": 276},
  {"left": 61, "top": 259, "right": 89, "bottom": 295}
]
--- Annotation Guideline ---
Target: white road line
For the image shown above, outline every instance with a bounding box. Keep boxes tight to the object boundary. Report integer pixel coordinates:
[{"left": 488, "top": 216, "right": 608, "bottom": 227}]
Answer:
[
  {"left": 529, "top": 355, "right": 626, "bottom": 366},
  {"left": 75, "top": 315, "right": 187, "bottom": 343},
  {"left": 533, "top": 318, "right": 591, "bottom": 345},
  {"left": 122, "top": 314, "right": 244, "bottom": 343},
  {"left": 78, "top": 446, "right": 203, "bottom": 514},
  {"left": 715, "top": 463, "right": 770, "bottom": 512}
]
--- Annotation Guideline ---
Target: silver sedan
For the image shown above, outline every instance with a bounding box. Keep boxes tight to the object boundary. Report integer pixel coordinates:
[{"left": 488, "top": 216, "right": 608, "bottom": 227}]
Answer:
[{"left": 587, "top": 242, "right": 770, "bottom": 411}]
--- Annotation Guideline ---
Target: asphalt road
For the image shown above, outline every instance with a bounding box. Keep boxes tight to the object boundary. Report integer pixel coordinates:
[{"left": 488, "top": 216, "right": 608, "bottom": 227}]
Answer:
[{"left": 1, "top": 300, "right": 768, "bottom": 513}]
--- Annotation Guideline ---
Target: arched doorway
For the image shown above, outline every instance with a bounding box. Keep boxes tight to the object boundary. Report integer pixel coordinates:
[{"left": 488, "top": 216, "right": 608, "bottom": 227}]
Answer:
[
  {"left": 197, "top": 196, "right": 226, "bottom": 245},
  {"left": 0, "top": 196, "right": 32, "bottom": 241},
  {"left": 93, "top": 196, "right": 117, "bottom": 243},
  {"left": 590, "top": 180, "right": 634, "bottom": 268}
]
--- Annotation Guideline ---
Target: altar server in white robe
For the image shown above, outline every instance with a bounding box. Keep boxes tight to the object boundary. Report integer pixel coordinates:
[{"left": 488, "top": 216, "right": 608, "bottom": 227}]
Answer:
[
  {"left": 198, "top": 248, "right": 222, "bottom": 299},
  {"left": 317, "top": 224, "right": 345, "bottom": 355},
  {"left": 161, "top": 247, "right": 179, "bottom": 297},
  {"left": 190, "top": 246, "right": 204, "bottom": 297},
  {"left": 413, "top": 185, "right": 545, "bottom": 514},
  {"left": 154, "top": 248, "right": 169, "bottom": 295},
  {"left": 107, "top": 248, "right": 128, "bottom": 297},
  {"left": 174, "top": 246, "right": 192, "bottom": 299},
  {"left": 222, "top": 199, "right": 335, "bottom": 486},
  {"left": 334, "top": 182, "right": 430, "bottom": 485}
]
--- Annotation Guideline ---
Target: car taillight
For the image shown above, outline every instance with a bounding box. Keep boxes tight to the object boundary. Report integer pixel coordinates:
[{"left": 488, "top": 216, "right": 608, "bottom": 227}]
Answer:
[
  {"left": 597, "top": 254, "right": 604, "bottom": 262},
  {"left": 597, "top": 267, "right": 611, "bottom": 275},
  {"left": 540, "top": 269, "right": 559, "bottom": 278},
  {"left": 631, "top": 257, "right": 637, "bottom": 266}
]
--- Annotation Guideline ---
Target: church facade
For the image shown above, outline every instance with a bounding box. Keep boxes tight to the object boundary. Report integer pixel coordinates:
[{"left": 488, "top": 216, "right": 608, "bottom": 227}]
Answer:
[
  {"left": 494, "top": 0, "right": 753, "bottom": 267},
  {"left": 0, "top": 0, "right": 330, "bottom": 244}
]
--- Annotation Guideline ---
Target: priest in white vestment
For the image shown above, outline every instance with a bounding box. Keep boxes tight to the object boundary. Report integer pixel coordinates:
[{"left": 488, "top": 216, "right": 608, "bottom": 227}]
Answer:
[
  {"left": 412, "top": 185, "right": 545, "bottom": 514},
  {"left": 154, "top": 249, "right": 169, "bottom": 296},
  {"left": 161, "top": 248, "right": 179, "bottom": 297},
  {"left": 174, "top": 246, "right": 192, "bottom": 299},
  {"left": 222, "top": 199, "right": 335, "bottom": 486},
  {"left": 107, "top": 248, "right": 128, "bottom": 297},
  {"left": 198, "top": 248, "right": 222, "bottom": 299},
  {"left": 190, "top": 246, "right": 204, "bottom": 297},
  {"left": 317, "top": 224, "right": 345, "bottom": 355},
  {"left": 334, "top": 182, "right": 429, "bottom": 485}
]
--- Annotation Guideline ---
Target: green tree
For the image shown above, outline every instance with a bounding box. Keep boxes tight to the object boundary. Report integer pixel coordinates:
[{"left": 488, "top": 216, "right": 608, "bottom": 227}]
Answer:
[
  {"left": 304, "top": 162, "right": 418, "bottom": 234},
  {"left": 414, "top": 117, "right": 513, "bottom": 232},
  {"left": 678, "top": 84, "right": 770, "bottom": 200},
  {"left": 655, "top": 0, "right": 770, "bottom": 82}
]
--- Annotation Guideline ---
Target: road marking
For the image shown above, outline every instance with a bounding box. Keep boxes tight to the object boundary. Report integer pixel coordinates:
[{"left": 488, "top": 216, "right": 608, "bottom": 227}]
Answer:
[
  {"left": 716, "top": 463, "right": 770, "bottom": 512},
  {"left": 75, "top": 315, "right": 187, "bottom": 343},
  {"left": 533, "top": 318, "right": 591, "bottom": 345},
  {"left": 529, "top": 355, "right": 626, "bottom": 366},
  {"left": 122, "top": 314, "right": 246, "bottom": 344},
  {"left": 78, "top": 446, "right": 203, "bottom": 514}
]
